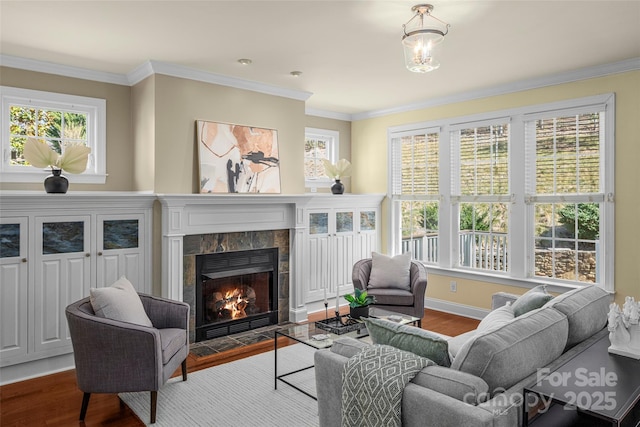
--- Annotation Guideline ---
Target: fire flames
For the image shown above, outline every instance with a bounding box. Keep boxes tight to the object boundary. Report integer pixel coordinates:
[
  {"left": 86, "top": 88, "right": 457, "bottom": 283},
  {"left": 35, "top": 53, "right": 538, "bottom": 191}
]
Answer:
[
  {"left": 223, "top": 289, "right": 248, "bottom": 319},
  {"left": 205, "top": 284, "right": 257, "bottom": 321}
]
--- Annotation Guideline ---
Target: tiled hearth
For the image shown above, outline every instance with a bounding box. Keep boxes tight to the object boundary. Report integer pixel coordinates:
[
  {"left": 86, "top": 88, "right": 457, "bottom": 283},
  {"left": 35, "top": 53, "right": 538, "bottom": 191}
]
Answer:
[
  {"left": 189, "top": 323, "right": 285, "bottom": 357},
  {"left": 183, "top": 229, "right": 290, "bottom": 343}
]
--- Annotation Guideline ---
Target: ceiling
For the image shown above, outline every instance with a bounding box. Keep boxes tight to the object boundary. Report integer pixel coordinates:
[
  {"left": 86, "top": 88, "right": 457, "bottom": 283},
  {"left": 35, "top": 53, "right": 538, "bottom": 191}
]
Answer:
[{"left": 1, "top": 1, "right": 639, "bottom": 117}]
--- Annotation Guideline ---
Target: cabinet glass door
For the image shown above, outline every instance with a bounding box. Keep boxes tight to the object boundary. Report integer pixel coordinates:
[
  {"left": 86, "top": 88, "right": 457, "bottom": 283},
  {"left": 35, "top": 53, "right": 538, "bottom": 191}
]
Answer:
[
  {"left": 309, "top": 212, "right": 329, "bottom": 234},
  {"left": 336, "top": 212, "right": 353, "bottom": 233}
]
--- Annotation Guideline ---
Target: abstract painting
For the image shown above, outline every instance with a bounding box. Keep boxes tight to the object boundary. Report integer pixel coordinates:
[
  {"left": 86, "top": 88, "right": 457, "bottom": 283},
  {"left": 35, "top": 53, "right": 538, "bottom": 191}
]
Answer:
[{"left": 197, "top": 120, "right": 281, "bottom": 193}]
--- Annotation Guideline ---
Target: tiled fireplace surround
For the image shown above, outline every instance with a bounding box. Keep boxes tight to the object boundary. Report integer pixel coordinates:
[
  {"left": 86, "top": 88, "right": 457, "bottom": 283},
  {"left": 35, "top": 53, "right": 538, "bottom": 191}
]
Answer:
[
  {"left": 158, "top": 194, "right": 311, "bottom": 344},
  {"left": 182, "top": 229, "right": 290, "bottom": 343}
]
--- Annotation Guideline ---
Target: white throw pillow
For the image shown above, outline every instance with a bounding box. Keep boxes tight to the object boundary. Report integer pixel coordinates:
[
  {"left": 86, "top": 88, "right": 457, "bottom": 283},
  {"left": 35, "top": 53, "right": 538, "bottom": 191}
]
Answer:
[
  {"left": 367, "top": 252, "right": 411, "bottom": 291},
  {"left": 476, "top": 303, "right": 515, "bottom": 333},
  {"left": 90, "top": 276, "right": 153, "bottom": 327}
]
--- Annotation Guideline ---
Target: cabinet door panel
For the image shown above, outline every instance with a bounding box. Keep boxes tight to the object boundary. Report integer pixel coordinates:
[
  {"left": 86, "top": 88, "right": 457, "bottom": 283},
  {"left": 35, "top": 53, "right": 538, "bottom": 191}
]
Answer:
[
  {"left": 0, "top": 263, "right": 27, "bottom": 363},
  {"left": 307, "top": 235, "right": 331, "bottom": 298},
  {"left": 0, "top": 218, "right": 28, "bottom": 365},
  {"left": 333, "top": 234, "right": 355, "bottom": 290},
  {"left": 97, "top": 215, "right": 144, "bottom": 291},
  {"left": 35, "top": 216, "right": 90, "bottom": 354}
]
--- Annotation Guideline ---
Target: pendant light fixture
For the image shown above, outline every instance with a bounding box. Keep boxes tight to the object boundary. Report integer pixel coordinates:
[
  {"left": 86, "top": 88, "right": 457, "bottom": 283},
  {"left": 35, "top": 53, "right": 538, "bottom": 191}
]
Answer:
[{"left": 402, "top": 4, "right": 450, "bottom": 73}]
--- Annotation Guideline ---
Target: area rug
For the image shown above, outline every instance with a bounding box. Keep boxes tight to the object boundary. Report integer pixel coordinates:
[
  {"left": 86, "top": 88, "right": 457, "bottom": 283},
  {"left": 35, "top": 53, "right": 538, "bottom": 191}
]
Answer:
[{"left": 120, "top": 344, "right": 319, "bottom": 426}]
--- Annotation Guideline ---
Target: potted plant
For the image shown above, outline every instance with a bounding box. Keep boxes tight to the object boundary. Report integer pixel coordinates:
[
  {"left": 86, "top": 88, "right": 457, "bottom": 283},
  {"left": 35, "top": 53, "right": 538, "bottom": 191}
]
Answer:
[
  {"left": 321, "top": 158, "right": 351, "bottom": 194},
  {"left": 344, "top": 288, "right": 375, "bottom": 319},
  {"left": 23, "top": 137, "right": 91, "bottom": 193}
]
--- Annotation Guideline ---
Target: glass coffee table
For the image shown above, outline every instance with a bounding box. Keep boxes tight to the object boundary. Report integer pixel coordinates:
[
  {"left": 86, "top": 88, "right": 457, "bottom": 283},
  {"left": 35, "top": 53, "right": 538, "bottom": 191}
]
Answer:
[{"left": 274, "top": 308, "right": 421, "bottom": 399}]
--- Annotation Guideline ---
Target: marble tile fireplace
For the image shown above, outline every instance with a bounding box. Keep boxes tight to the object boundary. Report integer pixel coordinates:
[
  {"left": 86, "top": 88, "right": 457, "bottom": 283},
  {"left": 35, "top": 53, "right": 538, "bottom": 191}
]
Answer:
[
  {"left": 184, "top": 230, "right": 289, "bottom": 343},
  {"left": 158, "top": 194, "right": 308, "bottom": 344}
]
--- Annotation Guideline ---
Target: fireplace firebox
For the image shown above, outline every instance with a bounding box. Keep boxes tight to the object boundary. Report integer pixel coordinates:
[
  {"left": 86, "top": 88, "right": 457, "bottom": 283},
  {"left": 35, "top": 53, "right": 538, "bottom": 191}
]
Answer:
[{"left": 195, "top": 248, "right": 279, "bottom": 341}]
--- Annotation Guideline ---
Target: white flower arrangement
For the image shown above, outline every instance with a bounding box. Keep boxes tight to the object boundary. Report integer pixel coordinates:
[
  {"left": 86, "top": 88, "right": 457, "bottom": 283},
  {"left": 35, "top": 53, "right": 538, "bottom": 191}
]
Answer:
[
  {"left": 23, "top": 137, "right": 91, "bottom": 174},
  {"left": 322, "top": 158, "right": 352, "bottom": 180}
]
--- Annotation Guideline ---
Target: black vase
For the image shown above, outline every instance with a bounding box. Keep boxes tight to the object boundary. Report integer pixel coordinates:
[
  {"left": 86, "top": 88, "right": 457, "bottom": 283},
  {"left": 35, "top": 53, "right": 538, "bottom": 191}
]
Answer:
[
  {"left": 331, "top": 179, "right": 344, "bottom": 194},
  {"left": 44, "top": 169, "right": 69, "bottom": 194},
  {"left": 350, "top": 305, "right": 369, "bottom": 320}
]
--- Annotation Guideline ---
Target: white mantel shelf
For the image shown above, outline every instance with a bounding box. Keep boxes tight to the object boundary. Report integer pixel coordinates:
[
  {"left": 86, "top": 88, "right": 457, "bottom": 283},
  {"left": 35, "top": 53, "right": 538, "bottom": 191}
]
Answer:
[
  {"left": 156, "top": 192, "right": 385, "bottom": 314},
  {"left": 0, "top": 191, "right": 157, "bottom": 211}
]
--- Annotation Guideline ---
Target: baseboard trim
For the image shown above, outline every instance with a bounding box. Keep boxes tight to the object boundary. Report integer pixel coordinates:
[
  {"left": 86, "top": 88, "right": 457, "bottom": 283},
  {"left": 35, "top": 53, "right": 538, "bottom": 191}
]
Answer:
[
  {"left": 425, "top": 297, "right": 490, "bottom": 320},
  {"left": 0, "top": 353, "right": 75, "bottom": 386}
]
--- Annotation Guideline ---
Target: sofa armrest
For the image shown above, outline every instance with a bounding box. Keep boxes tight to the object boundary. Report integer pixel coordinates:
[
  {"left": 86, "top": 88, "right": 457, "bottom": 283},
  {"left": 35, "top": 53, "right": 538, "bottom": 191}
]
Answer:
[
  {"left": 352, "top": 259, "right": 373, "bottom": 291},
  {"left": 331, "top": 337, "right": 370, "bottom": 358},
  {"left": 315, "top": 348, "right": 351, "bottom": 427},
  {"left": 140, "top": 294, "right": 190, "bottom": 330},
  {"left": 491, "top": 292, "right": 519, "bottom": 310},
  {"left": 411, "top": 366, "right": 489, "bottom": 405}
]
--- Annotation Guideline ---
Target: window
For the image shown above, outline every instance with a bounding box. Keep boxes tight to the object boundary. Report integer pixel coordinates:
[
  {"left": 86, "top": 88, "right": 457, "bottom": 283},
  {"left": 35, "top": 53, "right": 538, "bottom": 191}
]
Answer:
[
  {"left": 1, "top": 86, "right": 106, "bottom": 183},
  {"left": 452, "top": 120, "right": 510, "bottom": 273},
  {"left": 389, "top": 94, "right": 614, "bottom": 291},
  {"left": 304, "top": 128, "right": 338, "bottom": 187},
  {"left": 390, "top": 128, "right": 440, "bottom": 263},
  {"left": 525, "top": 107, "right": 612, "bottom": 287}
]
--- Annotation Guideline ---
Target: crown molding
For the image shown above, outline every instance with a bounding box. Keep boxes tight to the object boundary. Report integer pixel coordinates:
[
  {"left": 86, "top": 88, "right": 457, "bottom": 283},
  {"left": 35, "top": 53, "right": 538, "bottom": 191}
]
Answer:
[
  {"left": 351, "top": 57, "right": 640, "bottom": 121},
  {"left": 0, "top": 54, "right": 130, "bottom": 86},
  {"left": 304, "top": 107, "right": 352, "bottom": 122},
  {"left": 128, "top": 60, "right": 313, "bottom": 102},
  {"left": 0, "top": 55, "right": 313, "bottom": 103}
]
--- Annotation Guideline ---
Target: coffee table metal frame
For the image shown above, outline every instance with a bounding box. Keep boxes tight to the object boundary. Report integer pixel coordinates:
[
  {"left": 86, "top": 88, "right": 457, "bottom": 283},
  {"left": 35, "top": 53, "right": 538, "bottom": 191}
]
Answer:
[{"left": 274, "top": 308, "right": 420, "bottom": 400}]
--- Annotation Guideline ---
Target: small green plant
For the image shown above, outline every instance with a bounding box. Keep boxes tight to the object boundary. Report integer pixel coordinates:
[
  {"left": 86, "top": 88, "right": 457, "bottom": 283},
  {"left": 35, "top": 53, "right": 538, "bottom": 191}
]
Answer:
[{"left": 344, "top": 288, "right": 375, "bottom": 308}]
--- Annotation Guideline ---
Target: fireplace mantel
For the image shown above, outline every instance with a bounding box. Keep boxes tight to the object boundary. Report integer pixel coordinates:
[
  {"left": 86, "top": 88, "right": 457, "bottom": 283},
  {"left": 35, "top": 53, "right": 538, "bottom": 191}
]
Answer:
[{"left": 157, "top": 193, "right": 385, "bottom": 322}]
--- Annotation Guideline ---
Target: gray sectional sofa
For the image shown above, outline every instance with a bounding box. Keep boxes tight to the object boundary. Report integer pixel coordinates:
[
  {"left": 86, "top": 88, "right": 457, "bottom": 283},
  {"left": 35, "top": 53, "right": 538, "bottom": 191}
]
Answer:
[{"left": 314, "top": 285, "right": 612, "bottom": 427}]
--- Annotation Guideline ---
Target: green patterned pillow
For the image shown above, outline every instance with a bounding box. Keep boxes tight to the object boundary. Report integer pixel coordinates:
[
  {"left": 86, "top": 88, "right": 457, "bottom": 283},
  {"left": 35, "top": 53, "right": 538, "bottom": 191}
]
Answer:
[
  {"left": 363, "top": 317, "right": 451, "bottom": 367},
  {"left": 512, "top": 285, "right": 553, "bottom": 317}
]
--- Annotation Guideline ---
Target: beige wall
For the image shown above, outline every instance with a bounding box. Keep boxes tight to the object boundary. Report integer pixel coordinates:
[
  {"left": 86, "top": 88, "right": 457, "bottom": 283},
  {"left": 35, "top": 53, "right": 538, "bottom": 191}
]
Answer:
[
  {"left": 131, "top": 75, "right": 156, "bottom": 192},
  {"left": 149, "top": 74, "right": 307, "bottom": 194},
  {"left": 0, "top": 67, "right": 135, "bottom": 192},
  {"left": 352, "top": 71, "right": 640, "bottom": 307},
  {"left": 304, "top": 115, "right": 352, "bottom": 193}
]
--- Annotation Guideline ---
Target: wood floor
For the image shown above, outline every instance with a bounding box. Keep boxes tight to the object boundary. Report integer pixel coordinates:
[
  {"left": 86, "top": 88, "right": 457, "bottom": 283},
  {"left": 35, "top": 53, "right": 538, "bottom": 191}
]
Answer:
[{"left": 0, "top": 309, "right": 479, "bottom": 426}]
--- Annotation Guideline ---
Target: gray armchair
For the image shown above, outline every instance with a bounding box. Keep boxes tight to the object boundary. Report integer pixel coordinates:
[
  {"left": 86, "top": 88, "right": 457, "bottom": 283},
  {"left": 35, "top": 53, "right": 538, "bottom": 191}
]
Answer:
[
  {"left": 352, "top": 258, "right": 427, "bottom": 327},
  {"left": 65, "top": 294, "right": 190, "bottom": 424}
]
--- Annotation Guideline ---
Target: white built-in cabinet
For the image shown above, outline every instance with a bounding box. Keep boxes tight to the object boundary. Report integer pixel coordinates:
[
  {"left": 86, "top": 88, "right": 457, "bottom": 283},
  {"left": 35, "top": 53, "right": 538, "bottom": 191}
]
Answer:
[
  {"left": 0, "top": 193, "right": 154, "bottom": 368},
  {"left": 302, "top": 196, "right": 382, "bottom": 305}
]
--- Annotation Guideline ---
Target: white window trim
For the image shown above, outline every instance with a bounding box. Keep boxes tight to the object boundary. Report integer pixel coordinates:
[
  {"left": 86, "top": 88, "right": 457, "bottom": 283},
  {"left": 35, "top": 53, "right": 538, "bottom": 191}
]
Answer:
[
  {"left": 304, "top": 127, "right": 339, "bottom": 188},
  {"left": 387, "top": 93, "right": 615, "bottom": 292},
  {"left": 1, "top": 86, "right": 107, "bottom": 184}
]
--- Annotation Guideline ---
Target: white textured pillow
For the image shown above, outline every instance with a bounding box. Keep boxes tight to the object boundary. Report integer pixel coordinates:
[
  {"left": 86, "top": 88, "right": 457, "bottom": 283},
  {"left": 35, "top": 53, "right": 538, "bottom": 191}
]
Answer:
[
  {"left": 368, "top": 252, "right": 411, "bottom": 290},
  {"left": 90, "top": 276, "right": 153, "bottom": 327},
  {"left": 477, "top": 303, "right": 514, "bottom": 333}
]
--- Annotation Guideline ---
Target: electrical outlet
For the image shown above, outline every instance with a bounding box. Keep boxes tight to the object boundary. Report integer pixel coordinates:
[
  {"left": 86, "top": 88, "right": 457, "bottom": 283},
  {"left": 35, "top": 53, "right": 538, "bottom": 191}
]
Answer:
[{"left": 450, "top": 281, "right": 457, "bottom": 292}]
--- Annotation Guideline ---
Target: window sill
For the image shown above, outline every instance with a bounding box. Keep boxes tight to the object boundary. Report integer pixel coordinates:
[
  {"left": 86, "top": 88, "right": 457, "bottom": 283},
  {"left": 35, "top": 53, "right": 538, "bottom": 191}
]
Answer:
[
  {"left": 0, "top": 171, "right": 108, "bottom": 184},
  {"left": 420, "top": 264, "right": 612, "bottom": 294}
]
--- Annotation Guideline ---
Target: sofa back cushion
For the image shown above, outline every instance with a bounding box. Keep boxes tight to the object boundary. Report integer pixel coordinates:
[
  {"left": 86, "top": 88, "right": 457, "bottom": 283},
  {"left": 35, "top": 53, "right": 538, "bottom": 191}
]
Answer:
[
  {"left": 451, "top": 307, "right": 568, "bottom": 394},
  {"left": 543, "top": 285, "right": 611, "bottom": 349}
]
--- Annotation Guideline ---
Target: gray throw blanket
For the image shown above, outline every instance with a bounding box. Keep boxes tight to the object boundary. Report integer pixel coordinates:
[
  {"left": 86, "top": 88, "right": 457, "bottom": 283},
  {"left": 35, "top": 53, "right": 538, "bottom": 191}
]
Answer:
[{"left": 341, "top": 344, "right": 433, "bottom": 427}]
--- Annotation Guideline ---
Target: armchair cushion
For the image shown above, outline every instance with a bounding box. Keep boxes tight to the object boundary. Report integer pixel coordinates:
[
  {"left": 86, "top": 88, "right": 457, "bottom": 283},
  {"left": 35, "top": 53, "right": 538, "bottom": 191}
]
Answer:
[
  {"left": 367, "top": 251, "right": 411, "bottom": 290},
  {"left": 363, "top": 317, "right": 451, "bottom": 367},
  {"left": 89, "top": 276, "right": 153, "bottom": 327},
  {"left": 160, "top": 328, "right": 188, "bottom": 364}
]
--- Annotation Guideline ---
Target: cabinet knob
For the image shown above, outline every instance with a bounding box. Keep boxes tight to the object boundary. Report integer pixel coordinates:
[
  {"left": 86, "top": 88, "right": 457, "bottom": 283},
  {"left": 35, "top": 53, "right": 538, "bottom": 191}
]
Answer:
[
  {"left": 85, "top": 253, "right": 91, "bottom": 257},
  {"left": 98, "top": 251, "right": 103, "bottom": 256},
  {"left": 21, "top": 258, "right": 27, "bottom": 263}
]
